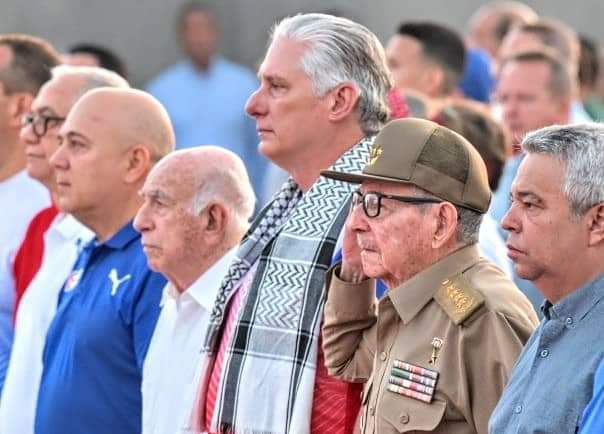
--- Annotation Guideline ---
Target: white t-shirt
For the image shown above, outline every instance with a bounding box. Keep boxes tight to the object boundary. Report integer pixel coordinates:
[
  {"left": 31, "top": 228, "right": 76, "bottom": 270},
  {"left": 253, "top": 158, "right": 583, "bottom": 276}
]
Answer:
[
  {"left": 0, "top": 213, "right": 93, "bottom": 434},
  {"left": 0, "top": 170, "right": 49, "bottom": 390},
  {"left": 141, "top": 247, "right": 236, "bottom": 434}
]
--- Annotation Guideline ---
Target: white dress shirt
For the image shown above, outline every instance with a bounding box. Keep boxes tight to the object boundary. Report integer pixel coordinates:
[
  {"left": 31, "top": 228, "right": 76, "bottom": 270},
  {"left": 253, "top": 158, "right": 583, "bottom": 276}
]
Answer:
[
  {"left": 142, "top": 247, "right": 236, "bottom": 434},
  {"left": 0, "top": 213, "right": 93, "bottom": 434}
]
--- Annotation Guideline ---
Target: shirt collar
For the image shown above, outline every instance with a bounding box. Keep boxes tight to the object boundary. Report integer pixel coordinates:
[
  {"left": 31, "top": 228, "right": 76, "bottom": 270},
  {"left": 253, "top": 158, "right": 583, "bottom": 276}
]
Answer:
[
  {"left": 166, "top": 246, "right": 237, "bottom": 312},
  {"left": 54, "top": 213, "right": 94, "bottom": 242},
  {"left": 99, "top": 220, "right": 139, "bottom": 250},
  {"left": 542, "top": 272, "right": 604, "bottom": 322},
  {"left": 387, "top": 244, "right": 481, "bottom": 324}
]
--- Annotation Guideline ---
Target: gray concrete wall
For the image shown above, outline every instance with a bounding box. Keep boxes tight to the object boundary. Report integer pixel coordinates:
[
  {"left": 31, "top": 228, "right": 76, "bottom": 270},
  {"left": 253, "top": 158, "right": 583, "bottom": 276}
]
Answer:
[{"left": 1, "top": 0, "right": 602, "bottom": 87}]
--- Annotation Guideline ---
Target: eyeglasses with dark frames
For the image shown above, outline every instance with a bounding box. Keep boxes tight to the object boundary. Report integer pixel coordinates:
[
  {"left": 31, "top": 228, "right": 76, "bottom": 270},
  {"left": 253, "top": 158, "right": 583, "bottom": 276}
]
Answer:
[
  {"left": 351, "top": 189, "right": 443, "bottom": 218},
  {"left": 21, "top": 112, "right": 66, "bottom": 139}
]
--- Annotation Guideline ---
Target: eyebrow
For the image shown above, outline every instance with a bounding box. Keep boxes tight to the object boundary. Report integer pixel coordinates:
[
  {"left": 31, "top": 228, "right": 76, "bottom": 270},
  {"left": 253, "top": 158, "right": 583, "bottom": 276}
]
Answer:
[
  {"left": 511, "top": 190, "right": 544, "bottom": 204},
  {"left": 141, "top": 188, "right": 175, "bottom": 204},
  {"left": 35, "top": 106, "right": 59, "bottom": 116},
  {"left": 63, "top": 131, "right": 91, "bottom": 143}
]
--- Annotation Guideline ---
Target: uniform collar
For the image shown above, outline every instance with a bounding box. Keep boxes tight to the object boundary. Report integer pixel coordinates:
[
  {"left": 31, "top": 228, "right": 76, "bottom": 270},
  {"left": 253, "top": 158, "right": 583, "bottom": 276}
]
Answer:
[
  {"left": 99, "top": 220, "right": 139, "bottom": 250},
  {"left": 542, "top": 272, "right": 604, "bottom": 322},
  {"left": 387, "top": 244, "right": 481, "bottom": 325}
]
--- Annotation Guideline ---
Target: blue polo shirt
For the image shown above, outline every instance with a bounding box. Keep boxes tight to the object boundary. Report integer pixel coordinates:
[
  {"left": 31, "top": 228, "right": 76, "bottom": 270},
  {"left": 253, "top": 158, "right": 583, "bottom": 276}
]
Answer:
[{"left": 35, "top": 221, "right": 165, "bottom": 434}]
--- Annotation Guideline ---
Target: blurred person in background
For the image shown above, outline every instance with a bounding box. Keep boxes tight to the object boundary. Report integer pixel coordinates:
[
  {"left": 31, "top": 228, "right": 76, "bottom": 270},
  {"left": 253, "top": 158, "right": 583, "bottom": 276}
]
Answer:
[
  {"left": 135, "top": 147, "right": 255, "bottom": 434},
  {"left": 578, "top": 35, "right": 604, "bottom": 121},
  {"left": 0, "top": 65, "right": 129, "bottom": 434},
  {"left": 146, "top": 1, "right": 271, "bottom": 206},
  {"left": 466, "top": 1, "right": 538, "bottom": 59},
  {"left": 386, "top": 21, "right": 466, "bottom": 118},
  {"left": 0, "top": 33, "right": 60, "bottom": 394},
  {"left": 490, "top": 50, "right": 572, "bottom": 310},
  {"left": 64, "top": 43, "right": 128, "bottom": 79},
  {"left": 34, "top": 88, "right": 172, "bottom": 434}
]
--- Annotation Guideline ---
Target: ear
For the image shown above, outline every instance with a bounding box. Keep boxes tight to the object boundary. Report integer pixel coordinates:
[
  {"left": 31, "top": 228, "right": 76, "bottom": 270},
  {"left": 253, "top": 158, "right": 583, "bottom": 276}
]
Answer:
[
  {"left": 326, "top": 82, "right": 360, "bottom": 123},
  {"left": 8, "top": 92, "right": 34, "bottom": 128},
  {"left": 202, "top": 202, "right": 228, "bottom": 241},
  {"left": 423, "top": 67, "right": 444, "bottom": 98},
  {"left": 586, "top": 203, "right": 604, "bottom": 247},
  {"left": 431, "top": 202, "right": 458, "bottom": 249},
  {"left": 124, "top": 145, "right": 152, "bottom": 184}
]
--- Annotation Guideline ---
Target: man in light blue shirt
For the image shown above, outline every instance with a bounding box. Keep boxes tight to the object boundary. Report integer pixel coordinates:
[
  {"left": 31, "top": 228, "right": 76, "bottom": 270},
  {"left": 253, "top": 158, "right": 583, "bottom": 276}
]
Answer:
[
  {"left": 34, "top": 88, "right": 174, "bottom": 434},
  {"left": 146, "top": 2, "right": 270, "bottom": 205},
  {"left": 488, "top": 123, "right": 604, "bottom": 434}
]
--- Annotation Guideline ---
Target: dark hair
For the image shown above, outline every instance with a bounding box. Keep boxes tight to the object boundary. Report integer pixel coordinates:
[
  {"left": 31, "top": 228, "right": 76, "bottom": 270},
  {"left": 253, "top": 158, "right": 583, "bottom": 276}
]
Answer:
[
  {"left": 68, "top": 43, "right": 128, "bottom": 79},
  {"left": 578, "top": 35, "right": 599, "bottom": 89},
  {"left": 177, "top": 1, "right": 215, "bottom": 29},
  {"left": 0, "top": 34, "right": 61, "bottom": 95},
  {"left": 396, "top": 21, "right": 466, "bottom": 95}
]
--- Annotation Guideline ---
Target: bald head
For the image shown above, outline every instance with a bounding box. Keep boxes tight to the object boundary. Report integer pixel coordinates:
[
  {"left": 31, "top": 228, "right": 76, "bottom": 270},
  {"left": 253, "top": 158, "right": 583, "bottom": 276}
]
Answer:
[
  {"left": 67, "top": 88, "right": 175, "bottom": 160},
  {"left": 150, "top": 146, "right": 255, "bottom": 222}
]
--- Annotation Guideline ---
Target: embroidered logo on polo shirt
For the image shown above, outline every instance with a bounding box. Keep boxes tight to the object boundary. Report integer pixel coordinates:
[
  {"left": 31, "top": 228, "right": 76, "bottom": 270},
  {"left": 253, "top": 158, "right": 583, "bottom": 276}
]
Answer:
[
  {"left": 108, "top": 268, "right": 132, "bottom": 296},
  {"left": 64, "top": 269, "right": 84, "bottom": 292}
]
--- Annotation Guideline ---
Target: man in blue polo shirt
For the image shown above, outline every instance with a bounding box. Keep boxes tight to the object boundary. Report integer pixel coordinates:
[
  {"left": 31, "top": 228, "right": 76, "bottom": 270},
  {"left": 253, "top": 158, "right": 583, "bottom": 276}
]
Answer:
[{"left": 34, "top": 88, "right": 175, "bottom": 434}]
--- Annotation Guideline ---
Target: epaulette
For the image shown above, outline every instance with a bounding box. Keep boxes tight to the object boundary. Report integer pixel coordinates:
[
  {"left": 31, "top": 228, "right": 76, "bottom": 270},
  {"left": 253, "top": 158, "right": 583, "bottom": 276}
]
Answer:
[{"left": 434, "top": 273, "right": 485, "bottom": 325}]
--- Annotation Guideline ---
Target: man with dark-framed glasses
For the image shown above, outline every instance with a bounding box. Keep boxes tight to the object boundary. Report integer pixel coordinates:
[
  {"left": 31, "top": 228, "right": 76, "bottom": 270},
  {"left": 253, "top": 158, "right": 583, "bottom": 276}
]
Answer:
[{"left": 320, "top": 118, "right": 538, "bottom": 434}]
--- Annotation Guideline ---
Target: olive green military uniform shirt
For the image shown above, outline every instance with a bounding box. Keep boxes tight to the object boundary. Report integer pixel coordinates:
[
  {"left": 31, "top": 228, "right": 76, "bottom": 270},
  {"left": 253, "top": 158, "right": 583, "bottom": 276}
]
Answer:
[{"left": 322, "top": 245, "right": 539, "bottom": 434}]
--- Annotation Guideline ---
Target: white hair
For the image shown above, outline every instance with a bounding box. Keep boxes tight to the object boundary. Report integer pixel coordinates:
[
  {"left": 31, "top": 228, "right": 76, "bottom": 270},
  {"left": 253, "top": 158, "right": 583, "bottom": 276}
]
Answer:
[
  {"left": 271, "top": 13, "right": 392, "bottom": 135},
  {"left": 522, "top": 123, "right": 604, "bottom": 216},
  {"left": 50, "top": 64, "right": 129, "bottom": 95}
]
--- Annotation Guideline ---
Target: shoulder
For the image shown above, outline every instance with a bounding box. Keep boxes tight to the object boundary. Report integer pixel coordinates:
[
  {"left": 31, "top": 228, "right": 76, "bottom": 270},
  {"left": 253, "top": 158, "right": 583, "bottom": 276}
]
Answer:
[
  {"left": 216, "top": 58, "right": 258, "bottom": 84},
  {"left": 146, "top": 62, "right": 191, "bottom": 91},
  {"left": 435, "top": 259, "right": 538, "bottom": 327}
]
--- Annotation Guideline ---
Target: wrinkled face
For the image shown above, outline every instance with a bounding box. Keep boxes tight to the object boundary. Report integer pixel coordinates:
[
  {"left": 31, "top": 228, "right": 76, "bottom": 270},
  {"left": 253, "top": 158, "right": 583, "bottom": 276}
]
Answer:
[
  {"left": 348, "top": 180, "right": 437, "bottom": 287},
  {"left": 245, "top": 38, "right": 330, "bottom": 166},
  {"left": 181, "top": 10, "right": 218, "bottom": 66},
  {"left": 495, "top": 61, "right": 568, "bottom": 146},
  {"left": 20, "top": 76, "right": 83, "bottom": 185},
  {"left": 134, "top": 165, "right": 205, "bottom": 274},
  {"left": 386, "top": 35, "right": 434, "bottom": 97},
  {"left": 50, "top": 100, "right": 127, "bottom": 216},
  {"left": 502, "top": 154, "right": 587, "bottom": 287}
]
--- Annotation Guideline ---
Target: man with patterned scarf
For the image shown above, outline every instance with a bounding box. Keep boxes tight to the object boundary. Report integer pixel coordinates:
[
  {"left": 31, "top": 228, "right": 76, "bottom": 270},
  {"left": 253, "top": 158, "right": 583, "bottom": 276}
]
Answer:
[{"left": 187, "top": 12, "right": 392, "bottom": 434}]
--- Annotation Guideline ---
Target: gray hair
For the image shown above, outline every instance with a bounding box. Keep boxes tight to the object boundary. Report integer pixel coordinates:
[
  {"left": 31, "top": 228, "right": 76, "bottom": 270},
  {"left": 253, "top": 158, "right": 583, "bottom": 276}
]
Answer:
[
  {"left": 50, "top": 64, "right": 130, "bottom": 95},
  {"left": 415, "top": 186, "right": 483, "bottom": 245},
  {"left": 191, "top": 165, "right": 256, "bottom": 231},
  {"left": 522, "top": 123, "right": 604, "bottom": 216},
  {"left": 270, "top": 13, "right": 392, "bottom": 135}
]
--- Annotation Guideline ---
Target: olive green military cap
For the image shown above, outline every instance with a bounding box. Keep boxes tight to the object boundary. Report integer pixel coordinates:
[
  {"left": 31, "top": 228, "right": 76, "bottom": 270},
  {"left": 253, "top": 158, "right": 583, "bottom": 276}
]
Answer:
[{"left": 322, "top": 118, "right": 491, "bottom": 213}]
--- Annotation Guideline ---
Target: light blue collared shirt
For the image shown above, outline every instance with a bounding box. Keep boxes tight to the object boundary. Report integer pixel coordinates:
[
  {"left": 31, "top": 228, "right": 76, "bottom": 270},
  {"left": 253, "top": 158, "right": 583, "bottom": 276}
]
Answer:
[{"left": 489, "top": 273, "right": 604, "bottom": 434}]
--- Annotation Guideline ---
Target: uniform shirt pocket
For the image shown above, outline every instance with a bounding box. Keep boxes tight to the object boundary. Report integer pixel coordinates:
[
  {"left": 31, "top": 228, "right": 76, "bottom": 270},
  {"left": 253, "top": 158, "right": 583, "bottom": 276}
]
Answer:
[{"left": 381, "top": 391, "right": 446, "bottom": 433}]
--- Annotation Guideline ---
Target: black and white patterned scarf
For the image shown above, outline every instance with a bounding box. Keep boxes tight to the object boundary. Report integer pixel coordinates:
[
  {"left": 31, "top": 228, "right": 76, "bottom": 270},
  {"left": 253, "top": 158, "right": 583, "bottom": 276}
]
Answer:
[{"left": 202, "top": 137, "right": 372, "bottom": 434}]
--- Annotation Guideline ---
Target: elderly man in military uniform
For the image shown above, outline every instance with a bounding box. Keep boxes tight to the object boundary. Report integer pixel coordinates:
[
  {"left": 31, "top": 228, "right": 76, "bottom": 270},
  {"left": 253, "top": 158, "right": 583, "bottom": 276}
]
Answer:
[{"left": 320, "top": 118, "right": 539, "bottom": 434}]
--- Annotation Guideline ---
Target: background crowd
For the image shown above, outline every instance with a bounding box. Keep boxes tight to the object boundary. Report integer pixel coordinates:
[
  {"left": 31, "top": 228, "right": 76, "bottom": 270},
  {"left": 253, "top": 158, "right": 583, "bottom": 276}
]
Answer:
[{"left": 1, "top": 1, "right": 604, "bottom": 434}]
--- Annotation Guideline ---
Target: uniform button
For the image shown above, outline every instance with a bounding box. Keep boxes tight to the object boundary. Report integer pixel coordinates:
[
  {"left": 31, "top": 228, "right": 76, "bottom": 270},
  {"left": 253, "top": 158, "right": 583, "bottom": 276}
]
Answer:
[
  {"left": 379, "top": 351, "right": 388, "bottom": 361},
  {"left": 540, "top": 349, "right": 549, "bottom": 358},
  {"left": 369, "top": 407, "right": 375, "bottom": 416},
  {"left": 400, "top": 413, "right": 410, "bottom": 424},
  {"left": 514, "top": 404, "right": 523, "bottom": 414},
  {"left": 565, "top": 317, "right": 573, "bottom": 326}
]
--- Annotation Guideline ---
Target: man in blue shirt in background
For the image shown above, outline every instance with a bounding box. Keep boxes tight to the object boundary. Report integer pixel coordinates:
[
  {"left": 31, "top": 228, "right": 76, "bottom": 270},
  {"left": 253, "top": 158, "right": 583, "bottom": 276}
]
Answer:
[
  {"left": 34, "top": 88, "right": 175, "bottom": 434},
  {"left": 147, "top": 2, "right": 271, "bottom": 205}
]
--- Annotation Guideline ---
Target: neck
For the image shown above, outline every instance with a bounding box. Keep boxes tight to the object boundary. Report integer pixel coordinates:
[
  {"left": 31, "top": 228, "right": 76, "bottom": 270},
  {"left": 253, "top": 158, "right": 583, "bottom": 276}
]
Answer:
[
  {"left": 288, "top": 126, "right": 365, "bottom": 192},
  {"left": 0, "top": 137, "right": 25, "bottom": 182},
  {"left": 171, "top": 242, "right": 231, "bottom": 293},
  {"left": 538, "top": 259, "right": 604, "bottom": 304},
  {"left": 76, "top": 194, "right": 143, "bottom": 243}
]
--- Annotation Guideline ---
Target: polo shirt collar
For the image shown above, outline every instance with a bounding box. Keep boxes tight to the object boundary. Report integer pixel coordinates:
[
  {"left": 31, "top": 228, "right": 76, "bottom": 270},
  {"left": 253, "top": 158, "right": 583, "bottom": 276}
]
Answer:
[
  {"left": 100, "top": 220, "right": 139, "bottom": 250},
  {"left": 542, "top": 272, "right": 604, "bottom": 322},
  {"left": 387, "top": 244, "right": 481, "bottom": 325}
]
